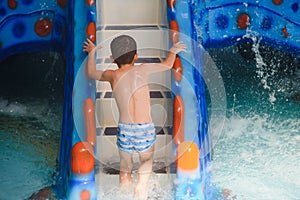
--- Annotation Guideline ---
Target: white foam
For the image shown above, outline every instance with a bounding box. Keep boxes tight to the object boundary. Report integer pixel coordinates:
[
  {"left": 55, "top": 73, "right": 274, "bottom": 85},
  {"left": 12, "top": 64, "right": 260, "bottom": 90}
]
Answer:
[
  {"left": 211, "top": 114, "right": 300, "bottom": 199},
  {"left": 97, "top": 173, "right": 174, "bottom": 200},
  {"left": 0, "top": 98, "right": 27, "bottom": 115}
]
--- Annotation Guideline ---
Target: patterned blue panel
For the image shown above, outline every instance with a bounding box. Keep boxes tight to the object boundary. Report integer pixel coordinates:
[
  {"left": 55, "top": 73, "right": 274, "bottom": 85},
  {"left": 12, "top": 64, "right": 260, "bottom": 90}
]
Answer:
[{"left": 193, "top": 0, "right": 300, "bottom": 54}]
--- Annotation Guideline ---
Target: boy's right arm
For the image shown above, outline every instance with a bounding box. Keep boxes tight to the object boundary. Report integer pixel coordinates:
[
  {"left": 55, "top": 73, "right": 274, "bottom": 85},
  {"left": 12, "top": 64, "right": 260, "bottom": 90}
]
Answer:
[{"left": 161, "top": 42, "right": 186, "bottom": 67}]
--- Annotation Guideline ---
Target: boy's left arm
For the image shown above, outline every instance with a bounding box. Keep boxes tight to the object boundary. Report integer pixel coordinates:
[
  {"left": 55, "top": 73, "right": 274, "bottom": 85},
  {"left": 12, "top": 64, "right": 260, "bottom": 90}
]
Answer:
[
  {"left": 83, "top": 39, "right": 112, "bottom": 81},
  {"left": 141, "top": 42, "right": 186, "bottom": 74}
]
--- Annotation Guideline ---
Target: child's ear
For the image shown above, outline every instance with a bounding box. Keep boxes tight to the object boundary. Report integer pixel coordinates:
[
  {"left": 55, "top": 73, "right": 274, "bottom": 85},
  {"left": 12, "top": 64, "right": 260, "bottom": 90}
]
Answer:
[
  {"left": 133, "top": 53, "right": 138, "bottom": 61},
  {"left": 110, "top": 55, "right": 116, "bottom": 63}
]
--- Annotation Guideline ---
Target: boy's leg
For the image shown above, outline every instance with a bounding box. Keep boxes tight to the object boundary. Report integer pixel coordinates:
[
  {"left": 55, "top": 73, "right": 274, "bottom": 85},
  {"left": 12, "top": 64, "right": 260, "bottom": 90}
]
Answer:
[
  {"left": 119, "top": 150, "right": 133, "bottom": 185},
  {"left": 135, "top": 145, "right": 154, "bottom": 199}
]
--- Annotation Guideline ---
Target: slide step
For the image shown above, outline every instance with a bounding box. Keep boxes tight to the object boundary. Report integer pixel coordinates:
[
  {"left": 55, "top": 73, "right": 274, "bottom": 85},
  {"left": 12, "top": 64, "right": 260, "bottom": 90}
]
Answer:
[
  {"left": 103, "top": 25, "right": 161, "bottom": 30},
  {"left": 96, "top": 91, "right": 172, "bottom": 99},
  {"left": 100, "top": 126, "right": 172, "bottom": 136},
  {"left": 101, "top": 161, "right": 172, "bottom": 174}
]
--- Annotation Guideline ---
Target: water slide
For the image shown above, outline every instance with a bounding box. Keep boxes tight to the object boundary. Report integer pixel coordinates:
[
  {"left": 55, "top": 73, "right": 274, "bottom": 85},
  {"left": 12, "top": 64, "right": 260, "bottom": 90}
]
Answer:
[{"left": 1, "top": 0, "right": 299, "bottom": 199}]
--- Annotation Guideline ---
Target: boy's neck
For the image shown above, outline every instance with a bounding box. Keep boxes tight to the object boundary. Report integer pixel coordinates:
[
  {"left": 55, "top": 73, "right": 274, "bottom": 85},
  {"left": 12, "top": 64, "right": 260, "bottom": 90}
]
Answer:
[{"left": 118, "top": 63, "right": 135, "bottom": 69}]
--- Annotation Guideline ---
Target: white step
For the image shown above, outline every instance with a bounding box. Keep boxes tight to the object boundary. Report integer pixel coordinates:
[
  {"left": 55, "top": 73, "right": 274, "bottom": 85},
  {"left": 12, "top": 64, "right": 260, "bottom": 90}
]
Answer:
[{"left": 96, "top": 0, "right": 167, "bottom": 26}]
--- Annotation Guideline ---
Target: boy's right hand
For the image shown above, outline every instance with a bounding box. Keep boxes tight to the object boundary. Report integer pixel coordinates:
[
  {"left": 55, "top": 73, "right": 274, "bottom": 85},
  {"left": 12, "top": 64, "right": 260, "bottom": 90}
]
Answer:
[
  {"left": 170, "top": 42, "right": 187, "bottom": 55},
  {"left": 83, "top": 38, "right": 102, "bottom": 53}
]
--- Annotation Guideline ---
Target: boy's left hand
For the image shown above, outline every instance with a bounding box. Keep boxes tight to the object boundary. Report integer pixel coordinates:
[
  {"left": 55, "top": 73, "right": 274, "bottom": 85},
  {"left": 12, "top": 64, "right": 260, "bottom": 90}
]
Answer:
[{"left": 83, "top": 38, "right": 102, "bottom": 53}]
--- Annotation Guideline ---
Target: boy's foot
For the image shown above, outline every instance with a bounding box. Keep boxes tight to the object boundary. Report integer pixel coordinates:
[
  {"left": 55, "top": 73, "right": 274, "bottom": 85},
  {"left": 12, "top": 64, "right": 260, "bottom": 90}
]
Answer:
[
  {"left": 120, "top": 182, "right": 133, "bottom": 194},
  {"left": 134, "top": 183, "right": 148, "bottom": 200}
]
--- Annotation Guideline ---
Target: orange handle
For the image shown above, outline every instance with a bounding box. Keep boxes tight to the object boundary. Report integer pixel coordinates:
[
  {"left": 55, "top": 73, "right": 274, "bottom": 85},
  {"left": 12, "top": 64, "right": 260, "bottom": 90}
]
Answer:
[
  {"left": 84, "top": 98, "right": 96, "bottom": 146},
  {"left": 169, "top": 20, "right": 179, "bottom": 44},
  {"left": 173, "top": 95, "right": 184, "bottom": 145},
  {"left": 86, "top": 0, "right": 95, "bottom": 6},
  {"left": 167, "top": 0, "right": 176, "bottom": 9},
  {"left": 86, "top": 22, "right": 96, "bottom": 43},
  {"left": 177, "top": 141, "right": 199, "bottom": 170},
  {"left": 71, "top": 142, "right": 94, "bottom": 174},
  {"left": 173, "top": 56, "right": 183, "bottom": 82}
]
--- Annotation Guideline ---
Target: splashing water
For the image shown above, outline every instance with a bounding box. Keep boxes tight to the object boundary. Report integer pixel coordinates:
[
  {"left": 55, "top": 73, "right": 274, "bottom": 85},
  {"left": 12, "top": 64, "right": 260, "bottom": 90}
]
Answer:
[
  {"left": 211, "top": 114, "right": 300, "bottom": 200},
  {"left": 207, "top": 41, "right": 300, "bottom": 199},
  {"left": 97, "top": 173, "right": 175, "bottom": 200},
  {"left": 243, "top": 30, "right": 278, "bottom": 104}
]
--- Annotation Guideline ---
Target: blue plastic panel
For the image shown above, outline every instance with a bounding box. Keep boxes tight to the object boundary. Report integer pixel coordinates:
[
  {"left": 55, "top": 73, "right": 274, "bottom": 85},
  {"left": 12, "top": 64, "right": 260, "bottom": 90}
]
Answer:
[
  {"left": 0, "top": 0, "right": 67, "bottom": 61},
  {"left": 194, "top": 0, "right": 300, "bottom": 54}
]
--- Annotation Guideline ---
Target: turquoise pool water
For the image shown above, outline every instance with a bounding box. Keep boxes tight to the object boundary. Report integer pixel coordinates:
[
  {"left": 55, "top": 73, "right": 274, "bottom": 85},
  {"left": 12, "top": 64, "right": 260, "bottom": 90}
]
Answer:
[{"left": 0, "top": 52, "right": 64, "bottom": 200}]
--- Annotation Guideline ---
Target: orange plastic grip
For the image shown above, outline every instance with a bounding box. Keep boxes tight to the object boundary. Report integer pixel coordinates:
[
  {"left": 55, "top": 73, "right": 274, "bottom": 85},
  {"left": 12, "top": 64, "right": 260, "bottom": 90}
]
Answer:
[
  {"left": 173, "top": 56, "right": 183, "bottom": 82},
  {"left": 169, "top": 20, "right": 179, "bottom": 44},
  {"left": 167, "top": 0, "right": 176, "bottom": 9},
  {"left": 86, "top": 0, "right": 95, "bottom": 6},
  {"left": 80, "top": 190, "right": 91, "bottom": 200},
  {"left": 86, "top": 22, "right": 96, "bottom": 43},
  {"left": 177, "top": 141, "right": 199, "bottom": 170},
  {"left": 84, "top": 98, "right": 96, "bottom": 146},
  {"left": 71, "top": 142, "right": 94, "bottom": 174},
  {"left": 173, "top": 95, "right": 184, "bottom": 145}
]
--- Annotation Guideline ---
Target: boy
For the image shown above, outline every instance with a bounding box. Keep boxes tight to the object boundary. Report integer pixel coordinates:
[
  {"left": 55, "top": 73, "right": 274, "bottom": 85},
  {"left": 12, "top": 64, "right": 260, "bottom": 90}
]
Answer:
[{"left": 83, "top": 35, "right": 186, "bottom": 199}]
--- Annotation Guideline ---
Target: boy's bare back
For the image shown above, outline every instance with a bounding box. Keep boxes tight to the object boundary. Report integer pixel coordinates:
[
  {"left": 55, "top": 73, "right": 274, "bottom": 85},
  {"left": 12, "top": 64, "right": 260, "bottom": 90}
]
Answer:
[{"left": 108, "top": 65, "right": 152, "bottom": 124}]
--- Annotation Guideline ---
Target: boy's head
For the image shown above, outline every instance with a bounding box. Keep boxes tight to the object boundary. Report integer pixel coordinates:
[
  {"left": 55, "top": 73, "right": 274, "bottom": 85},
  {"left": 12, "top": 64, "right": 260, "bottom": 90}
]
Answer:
[{"left": 110, "top": 35, "right": 137, "bottom": 66}]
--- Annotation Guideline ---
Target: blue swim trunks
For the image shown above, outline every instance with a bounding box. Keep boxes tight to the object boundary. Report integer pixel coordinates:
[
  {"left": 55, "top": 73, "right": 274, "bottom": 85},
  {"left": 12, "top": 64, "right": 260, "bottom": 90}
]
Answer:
[{"left": 117, "top": 122, "right": 156, "bottom": 154}]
